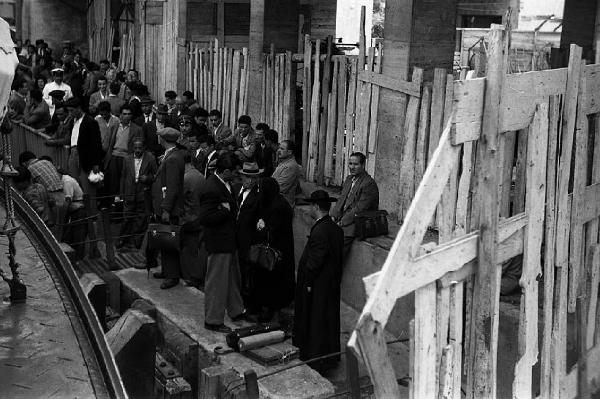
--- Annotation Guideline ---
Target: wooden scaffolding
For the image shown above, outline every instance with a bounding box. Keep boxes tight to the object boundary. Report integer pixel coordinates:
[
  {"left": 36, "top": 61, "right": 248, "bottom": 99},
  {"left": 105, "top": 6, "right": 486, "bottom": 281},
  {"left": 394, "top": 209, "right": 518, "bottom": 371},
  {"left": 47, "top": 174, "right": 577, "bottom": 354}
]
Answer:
[{"left": 350, "top": 25, "right": 600, "bottom": 398}]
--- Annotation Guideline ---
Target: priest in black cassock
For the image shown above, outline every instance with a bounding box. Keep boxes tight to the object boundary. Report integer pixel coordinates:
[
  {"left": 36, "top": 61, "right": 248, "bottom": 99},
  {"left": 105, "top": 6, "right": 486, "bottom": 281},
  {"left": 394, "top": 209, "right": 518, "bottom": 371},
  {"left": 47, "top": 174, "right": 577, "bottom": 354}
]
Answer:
[{"left": 293, "top": 190, "right": 344, "bottom": 372}]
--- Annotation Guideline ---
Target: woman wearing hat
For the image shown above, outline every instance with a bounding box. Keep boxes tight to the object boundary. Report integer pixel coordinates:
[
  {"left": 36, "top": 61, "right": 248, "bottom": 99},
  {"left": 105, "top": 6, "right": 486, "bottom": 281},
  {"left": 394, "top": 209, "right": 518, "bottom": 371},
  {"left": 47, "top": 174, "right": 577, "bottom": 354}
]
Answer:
[{"left": 293, "top": 190, "right": 344, "bottom": 372}]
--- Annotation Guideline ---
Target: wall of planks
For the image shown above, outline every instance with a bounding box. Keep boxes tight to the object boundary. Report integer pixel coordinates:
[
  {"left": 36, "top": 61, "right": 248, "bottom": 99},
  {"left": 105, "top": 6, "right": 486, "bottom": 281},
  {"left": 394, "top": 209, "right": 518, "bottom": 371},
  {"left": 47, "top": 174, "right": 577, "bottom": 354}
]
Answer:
[
  {"left": 186, "top": 39, "right": 250, "bottom": 133},
  {"left": 350, "top": 23, "right": 600, "bottom": 397}
]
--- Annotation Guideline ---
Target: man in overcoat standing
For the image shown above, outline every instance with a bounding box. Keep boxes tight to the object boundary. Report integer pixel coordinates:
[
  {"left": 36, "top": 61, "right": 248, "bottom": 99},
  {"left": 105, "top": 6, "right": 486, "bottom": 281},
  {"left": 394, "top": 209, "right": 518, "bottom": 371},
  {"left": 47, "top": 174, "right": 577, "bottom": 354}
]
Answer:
[
  {"left": 293, "top": 190, "right": 344, "bottom": 373},
  {"left": 151, "top": 127, "right": 185, "bottom": 289}
]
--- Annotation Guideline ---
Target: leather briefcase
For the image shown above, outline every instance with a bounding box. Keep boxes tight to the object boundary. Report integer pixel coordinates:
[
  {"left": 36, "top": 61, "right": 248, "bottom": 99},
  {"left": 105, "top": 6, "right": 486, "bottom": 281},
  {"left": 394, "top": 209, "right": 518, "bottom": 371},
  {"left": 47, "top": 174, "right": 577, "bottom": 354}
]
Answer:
[
  {"left": 354, "top": 210, "right": 389, "bottom": 240},
  {"left": 249, "top": 243, "right": 282, "bottom": 271},
  {"left": 147, "top": 223, "right": 182, "bottom": 252}
]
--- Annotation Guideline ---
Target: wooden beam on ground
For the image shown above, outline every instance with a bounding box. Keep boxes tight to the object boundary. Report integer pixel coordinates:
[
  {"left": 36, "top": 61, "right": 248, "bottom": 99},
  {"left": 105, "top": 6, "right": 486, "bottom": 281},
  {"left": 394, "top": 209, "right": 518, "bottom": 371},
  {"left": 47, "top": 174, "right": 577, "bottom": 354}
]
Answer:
[
  {"left": 354, "top": 313, "right": 401, "bottom": 398},
  {"left": 467, "top": 24, "right": 505, "bottom": 398}
]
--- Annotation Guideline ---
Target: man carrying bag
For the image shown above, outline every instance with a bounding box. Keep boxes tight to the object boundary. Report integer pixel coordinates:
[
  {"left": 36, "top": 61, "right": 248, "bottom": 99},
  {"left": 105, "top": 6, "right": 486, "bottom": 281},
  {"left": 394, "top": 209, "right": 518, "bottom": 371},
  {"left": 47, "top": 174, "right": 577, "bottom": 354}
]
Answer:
[{"left": 148, "top": 127, "right": 185, "bottom": 289}]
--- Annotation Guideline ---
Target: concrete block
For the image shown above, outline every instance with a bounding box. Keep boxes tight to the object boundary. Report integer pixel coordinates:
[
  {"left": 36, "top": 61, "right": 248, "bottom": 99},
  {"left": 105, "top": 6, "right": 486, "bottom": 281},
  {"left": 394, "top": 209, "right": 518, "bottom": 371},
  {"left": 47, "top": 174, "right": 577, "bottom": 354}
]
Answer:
[
  {"left": 132, "top": 298, "right": 157, "bottom": 319},
  {"left": 107, "top": 309, "right": 158, "bottom": 399},
  {"left": 79, "top": 272, "right": 107, "bottom": 330}
]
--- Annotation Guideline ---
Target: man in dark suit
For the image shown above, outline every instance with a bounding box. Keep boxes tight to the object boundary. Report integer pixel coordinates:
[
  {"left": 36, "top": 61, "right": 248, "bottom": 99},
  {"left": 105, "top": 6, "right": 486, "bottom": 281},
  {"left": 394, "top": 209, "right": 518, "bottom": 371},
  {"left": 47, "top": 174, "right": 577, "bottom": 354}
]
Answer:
[
  {"left": 197, "top": 134, "right": 217, "bottom": 178},
  {"left": 254, "top": 123, "right": 276, "bottom": 176},
  {"left": 180, "top": 151, "right": 207, "bottom": 288},
  {"left": 330, "top": 152, "right": 379, "bottom": 258},
  {"left": 104, "top": 104, "right": 143, "bottom": 198},
  {"left": 133, "top": 95, "right": 156, "bottom": 127},
  {"left": 151, "top": 127, "right": 186, "bottom": 289},
  {"left": 65, "top": 97, "right": 104, "bottom": 210},
  {"left": 235, "top": 162, "right": 262, "bottom": 312},
  {"left": 198, "top": 152, "right": 245, "bottom": 333},
  {"left": 142, "top": 104, "right": 172, "bottom": 158},
  {"left": 118, "top": 138, "right": 157, "bottom": 250},
  {"left": 293, "top": 190, "right": 344, "bottom": 371}
]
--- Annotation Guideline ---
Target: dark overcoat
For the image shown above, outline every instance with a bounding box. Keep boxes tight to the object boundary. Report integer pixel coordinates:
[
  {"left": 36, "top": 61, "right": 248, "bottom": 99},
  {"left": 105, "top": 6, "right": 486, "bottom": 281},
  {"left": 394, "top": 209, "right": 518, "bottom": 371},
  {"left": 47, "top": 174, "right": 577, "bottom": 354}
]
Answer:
[
  {"left": 197, "top": 174, "right": 238, "bottom": 254},
  {"left": 253, "top": 194, "right": 296, "bottom": 310},
  {"left": 293, "top": 215, "right": 344, "bottom": 364},
  {"left": 151, "top": 147, "right": 185, "bottom": 220}
]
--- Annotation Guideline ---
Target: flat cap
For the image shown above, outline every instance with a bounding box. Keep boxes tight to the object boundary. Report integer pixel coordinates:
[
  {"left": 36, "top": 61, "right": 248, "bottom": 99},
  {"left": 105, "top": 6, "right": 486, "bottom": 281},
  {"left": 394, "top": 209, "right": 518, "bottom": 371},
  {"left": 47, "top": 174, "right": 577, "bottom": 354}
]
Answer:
[{"left": 158, "top": 127, "right": 180, "bottom": 142}]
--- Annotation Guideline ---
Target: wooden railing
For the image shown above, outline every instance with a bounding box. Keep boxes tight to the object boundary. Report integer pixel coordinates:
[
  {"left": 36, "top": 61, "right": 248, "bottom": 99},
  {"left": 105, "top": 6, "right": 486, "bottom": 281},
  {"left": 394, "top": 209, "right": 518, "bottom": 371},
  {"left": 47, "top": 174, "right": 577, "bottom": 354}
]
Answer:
[
  {"left": 10, "top": 123, "right": 69, "bottom": 169},
  {"left": 350, "top": 25, "right": 600, "bottom": 398}
]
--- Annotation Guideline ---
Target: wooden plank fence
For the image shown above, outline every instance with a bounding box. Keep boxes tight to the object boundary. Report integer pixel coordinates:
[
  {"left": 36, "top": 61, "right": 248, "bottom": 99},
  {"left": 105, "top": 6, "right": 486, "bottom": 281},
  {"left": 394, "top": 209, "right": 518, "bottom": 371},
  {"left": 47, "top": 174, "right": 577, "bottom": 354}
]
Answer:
[
  {"left": 350, "top": 24, "right": 600, "bottom": 398},
  {"left": 186, "top": 40, "right": 250, "bottom": 132}
]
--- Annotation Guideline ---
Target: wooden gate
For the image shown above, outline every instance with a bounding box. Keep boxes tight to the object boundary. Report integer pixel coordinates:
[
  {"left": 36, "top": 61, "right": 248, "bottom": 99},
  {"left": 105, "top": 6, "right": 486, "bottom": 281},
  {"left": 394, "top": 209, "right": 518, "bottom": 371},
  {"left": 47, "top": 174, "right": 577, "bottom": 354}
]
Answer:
[{"left": 350, "top": 25, "right": 600, "bottom": 398}]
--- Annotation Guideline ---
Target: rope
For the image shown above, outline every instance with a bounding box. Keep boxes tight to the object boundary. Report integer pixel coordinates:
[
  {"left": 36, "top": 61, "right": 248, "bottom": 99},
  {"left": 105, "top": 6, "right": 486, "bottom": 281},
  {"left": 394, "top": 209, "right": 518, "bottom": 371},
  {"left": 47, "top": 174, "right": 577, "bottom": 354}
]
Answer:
[{"left": 66, "top": 232, "right": 145, "bottom": 247}]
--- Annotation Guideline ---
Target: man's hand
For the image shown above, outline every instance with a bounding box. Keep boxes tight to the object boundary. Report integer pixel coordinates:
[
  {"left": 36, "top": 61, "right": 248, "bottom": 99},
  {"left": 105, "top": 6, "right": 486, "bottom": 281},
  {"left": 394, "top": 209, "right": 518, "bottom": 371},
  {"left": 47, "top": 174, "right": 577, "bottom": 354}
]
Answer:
[
  {"left": 221, "top": 202, "right": 230, "bottom": 211},
  {"left": 256, "top": 218, "right": 265, "bottom": 231},
  {"left": 161, "top": 210, "right": 170, "bottom": 223},
  {"left": 307, "top": 286, "right": 312, "bottom": 293},
  {"left": 92, "top": 165, "right": 100, "bottom": 174}
]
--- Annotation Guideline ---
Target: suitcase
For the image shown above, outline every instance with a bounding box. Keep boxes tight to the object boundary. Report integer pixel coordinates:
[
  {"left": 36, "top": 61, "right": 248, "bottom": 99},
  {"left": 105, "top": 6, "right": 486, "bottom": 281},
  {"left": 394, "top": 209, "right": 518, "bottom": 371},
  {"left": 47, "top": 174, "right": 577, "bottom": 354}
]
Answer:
[{"left": 354, "top": 210, "right": 389, "bottom": 240}]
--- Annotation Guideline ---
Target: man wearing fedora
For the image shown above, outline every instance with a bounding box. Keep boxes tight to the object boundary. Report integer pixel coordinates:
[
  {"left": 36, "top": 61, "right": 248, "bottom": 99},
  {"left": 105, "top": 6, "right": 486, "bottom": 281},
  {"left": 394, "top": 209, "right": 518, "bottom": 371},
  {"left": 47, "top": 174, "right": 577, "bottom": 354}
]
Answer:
[
  {"left": 293, "top": 190, "right": 344, "bottom": 372},
  {"left": 133, "top": 94, "right": 156, "bottom": 127},
  {"left": 151, "top": 127, "right": 186, "bottom": 289},
  {"left": 235, "top": 161, "right": 263, "bottom": 312},
  {"left": 142, "top": 103, "right": 173, "bottom": 158}
]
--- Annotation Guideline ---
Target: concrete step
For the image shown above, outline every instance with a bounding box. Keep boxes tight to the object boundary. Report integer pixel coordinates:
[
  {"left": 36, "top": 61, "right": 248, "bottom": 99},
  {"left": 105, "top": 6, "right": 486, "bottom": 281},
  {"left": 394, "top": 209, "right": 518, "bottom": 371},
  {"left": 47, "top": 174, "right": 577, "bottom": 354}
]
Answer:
[{"left": 115, "top": 268, "right": 335, "bottom": 398}]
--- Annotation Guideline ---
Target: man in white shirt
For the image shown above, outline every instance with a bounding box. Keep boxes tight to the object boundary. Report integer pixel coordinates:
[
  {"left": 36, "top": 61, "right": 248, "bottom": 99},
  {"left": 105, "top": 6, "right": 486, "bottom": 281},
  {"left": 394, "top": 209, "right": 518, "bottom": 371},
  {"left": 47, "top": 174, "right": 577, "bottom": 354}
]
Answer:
[
  {"left": 42, "top": 69, "right": 73, "bottom": 106},
  {"left": 94, "top": 101, "right": 119, "bottom": 153}
]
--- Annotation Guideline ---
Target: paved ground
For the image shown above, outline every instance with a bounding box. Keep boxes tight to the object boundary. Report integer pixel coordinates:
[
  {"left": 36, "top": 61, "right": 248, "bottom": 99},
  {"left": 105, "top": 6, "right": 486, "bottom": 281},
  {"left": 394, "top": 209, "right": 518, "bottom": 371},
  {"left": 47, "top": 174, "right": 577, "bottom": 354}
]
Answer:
[{"left": 0, "top": 227, "right": 96, "bottom": 398}]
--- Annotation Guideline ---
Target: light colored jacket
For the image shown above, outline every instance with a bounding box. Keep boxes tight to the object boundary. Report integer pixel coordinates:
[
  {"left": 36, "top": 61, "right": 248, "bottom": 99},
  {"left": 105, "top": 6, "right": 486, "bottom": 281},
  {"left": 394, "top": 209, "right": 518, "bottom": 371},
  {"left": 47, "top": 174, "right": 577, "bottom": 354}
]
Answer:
[{"left": 272, "top": 156, "right": 301, "bottom": 207}]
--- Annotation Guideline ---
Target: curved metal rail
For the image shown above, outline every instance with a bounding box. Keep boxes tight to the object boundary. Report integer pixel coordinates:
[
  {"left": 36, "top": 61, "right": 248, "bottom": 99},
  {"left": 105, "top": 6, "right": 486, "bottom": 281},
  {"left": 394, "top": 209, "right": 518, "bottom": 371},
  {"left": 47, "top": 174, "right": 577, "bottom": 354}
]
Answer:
[{"left": 2, "top": 185, "right": 127, "bottom": 399}]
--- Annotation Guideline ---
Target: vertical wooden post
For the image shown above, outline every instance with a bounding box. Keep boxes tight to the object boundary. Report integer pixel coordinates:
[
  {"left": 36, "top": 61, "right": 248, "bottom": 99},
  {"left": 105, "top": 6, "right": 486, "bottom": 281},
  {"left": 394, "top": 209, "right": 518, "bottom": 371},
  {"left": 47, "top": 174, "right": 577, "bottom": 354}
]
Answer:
[
  {"left": 577, "top": 297, "right": 590, "bottom": 399},
  {"left": 247, "top": 0, "right": 265, "bottom": 122},
  {"left": 358, "top": 5, "right": 366, "bottom": 68},
  {"left": 512, "top": 102, "right": 548, "bottom": 398},
  {"left": 316, "top": 36, "right": 333, "bottom": 186},
  {"left": 346, "top": 348, "right": 361, "bottom": 399},
  {"left": 100, "top": 207, "right": 116, "bottom": 270},
  {"left": 467, "top": 24, "right": 505, "bottom": 398},
  {"left": 244, "top": 370, "right": 259, "bottom": 399},
  {"left": 302, "top": 34, "right": 312, "bottom": 172},
  {"left": 83, "top": 194, "right": 100, "bottom": 259},
  {"left": 551, "top": 44, "right": 582, "bottom": 398}
]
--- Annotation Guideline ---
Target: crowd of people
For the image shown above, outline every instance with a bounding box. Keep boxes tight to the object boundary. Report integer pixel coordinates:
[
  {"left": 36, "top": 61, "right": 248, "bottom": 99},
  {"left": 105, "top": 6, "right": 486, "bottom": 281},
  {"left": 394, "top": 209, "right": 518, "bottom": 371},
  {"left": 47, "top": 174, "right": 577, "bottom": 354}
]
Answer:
[{"left": 7, "top": 39, "right": 384, "bottom": 373}]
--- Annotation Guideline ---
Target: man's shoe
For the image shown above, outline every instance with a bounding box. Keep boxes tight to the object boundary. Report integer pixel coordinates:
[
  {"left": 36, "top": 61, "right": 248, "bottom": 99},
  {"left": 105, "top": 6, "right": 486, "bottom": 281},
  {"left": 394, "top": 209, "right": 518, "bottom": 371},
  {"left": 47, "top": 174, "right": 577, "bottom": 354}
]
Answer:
[
  {"left": 231, "top": 310, "right": 251, "bottom": 322},
  {"left": 153, "top": 271, "right": 165, "bottom": 279},
  {"left": 160, "top": 278, "right": 179, "bottom": 289},
  {"left": 204, "top": 323, "right": 232, "bottom": 333}
]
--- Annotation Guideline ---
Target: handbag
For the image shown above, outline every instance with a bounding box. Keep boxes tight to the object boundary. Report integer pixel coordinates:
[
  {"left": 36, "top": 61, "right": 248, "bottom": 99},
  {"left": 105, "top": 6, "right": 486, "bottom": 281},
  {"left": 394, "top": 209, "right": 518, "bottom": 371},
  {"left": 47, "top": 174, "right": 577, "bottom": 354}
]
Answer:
[
  {"left": 249, "top": 232, "right": 282, "bottom": 271},
  {"left": 354, "top": 210, "right": 389, "bottom": 240},
  {"left": 147, "top": 223, "right": 182, "bottom": 252}
]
